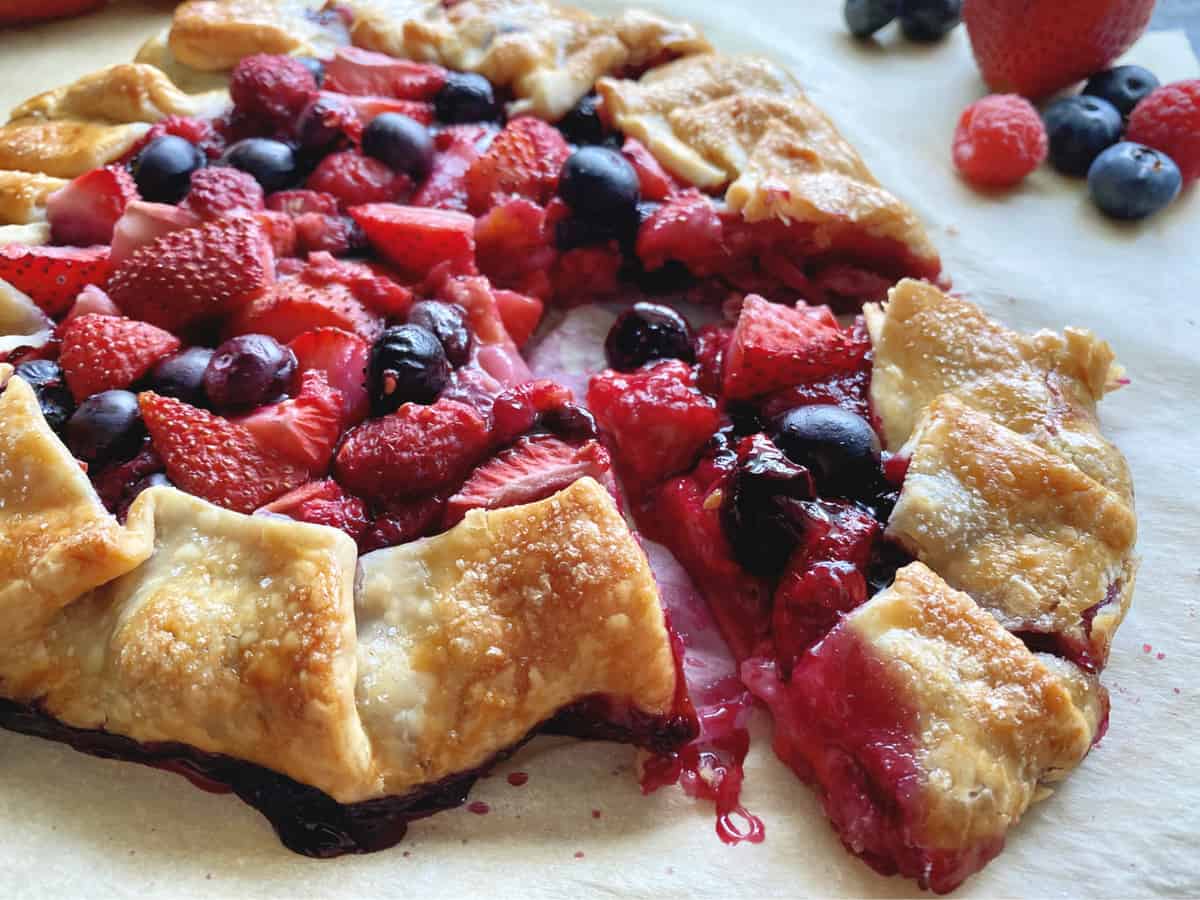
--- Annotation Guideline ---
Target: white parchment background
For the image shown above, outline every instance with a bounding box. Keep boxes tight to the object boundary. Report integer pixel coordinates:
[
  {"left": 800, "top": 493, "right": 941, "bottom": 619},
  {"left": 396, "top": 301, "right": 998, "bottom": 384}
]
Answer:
[{"left": 1, "top": 2, "right": 1197, "bottom": 896}]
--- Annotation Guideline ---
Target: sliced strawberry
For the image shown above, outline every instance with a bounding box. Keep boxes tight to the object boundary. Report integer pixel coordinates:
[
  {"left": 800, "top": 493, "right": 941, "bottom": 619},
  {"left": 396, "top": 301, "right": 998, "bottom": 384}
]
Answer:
[
  {"left": 412, "top": 124, "right": 492, "bottom": 211},
  {"left": 107, "top": 218, "right": 275, "bottom": 333},
  {"left": 622, "top": 137, "right": 676, "bottom": 201},
  {"left": 474, "top": 198, "right": 556, "bottom": 295},
  {"left": 236, "top": 370, "right": 344, "bottom": 472},
  {"left": 464, "top": 117, "right": 571, "bottom": 214},
  {"left": 324, "top": 47, "right": 447, "bottom": 99},
  {"left": 722, "top": 295, "right": 862, "bottom": 401},
  {"left": 587, "top": 360, "right": 721, "bottom": 485},
  {"left": 228, "top": 277, "right": 383, "bottom": 344},
  {"left": 307, "top": 151, "right": 412, "bottom": 209},
  {"left": 336, "top": 94, "right": 436, "bottom": 132},
  {"left": 140, "top": 391, "right": 309, "bottom": 513},
  {"left": 293, "top": 212, "right": 364, "bottom": 256},
  {"left": 300, "top": 251, "right": 413, "bottom": 318},
  {"left": 350, "top": 204, "right": 476, "bottom": 278},
  {"left": 445, "top": 436, "right": 610, "bottom": 526},
  {"left": 46, "top": 165, "right": 139, "bottom": 247},
  {"left": 257, "top": 479, "right": 371, "bottom": 541},
  {"left": 58, "top": 313, "right": 180, "bottom": 401},
  {"left": 253, "top": 210, "right": 298, "bottom": 257},
  {"left": 334, "top": 398, "right": 491, "bottom": 502},
  {"left": 63, "top": 284, "right": 121, "bottom": 322},
  {"left": 288, "top": 327, "right": 371, "bottom": 425},
  {"left": 183, "top": 166, "right": 265, "bottom": 219},
  {"left": 636, "top": 190, "right": 727, "bottom": 276},
  {"left": 493, "top": 289, "right": 544, "bottom": 347},
  {"left": 490, "top": 379, "right": 574, "bottom": 446},
  {"left": 0, "top": 244, "right": 111, "bottom": 316},
  {"left": 266, "top": 190, "right": 340, "bottom": 217},
  {"left": 358, "top": 494, "right": 447, "bottom": 553},
  {"left": 109, "top": 201, "right": 202, "bottom": 267}
]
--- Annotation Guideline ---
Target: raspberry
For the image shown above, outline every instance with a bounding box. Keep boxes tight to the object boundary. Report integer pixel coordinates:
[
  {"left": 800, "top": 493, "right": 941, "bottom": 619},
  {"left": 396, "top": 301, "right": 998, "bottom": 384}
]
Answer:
[
  {"left": 183, "top": 167, "right": 265, "bottom": 218},
  {"left": 230, "top": 54, "right": 319, "bottom": 132},
  {"left": 1127, "top": 79, "right": 1200, "bottom": 184},
  {"left": 306, "top": 151, "right": 411, "bottom": 208},
  {"left": 952, "top": 94, "right": 1048, "bottom": 188}
]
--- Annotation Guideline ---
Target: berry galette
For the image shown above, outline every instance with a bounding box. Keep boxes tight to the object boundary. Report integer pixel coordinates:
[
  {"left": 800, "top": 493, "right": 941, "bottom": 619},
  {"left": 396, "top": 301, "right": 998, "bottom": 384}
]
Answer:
[{"left": 0, "top": 0, "right": 1135, "bottom": 893}]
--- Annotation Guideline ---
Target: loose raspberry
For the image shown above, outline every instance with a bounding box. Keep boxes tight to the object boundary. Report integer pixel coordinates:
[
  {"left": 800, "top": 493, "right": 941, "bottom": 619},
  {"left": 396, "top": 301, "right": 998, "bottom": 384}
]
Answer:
[
  {"left": 1126, "top": 79, "right": 1200, "bottom": 184},
  {"left": 183, "top": 167, "right": 266, "bottom": 218},
  {"left": 230, "top": 54, "right": 319, "bottom": 132},
  {"left": 952, "top": 94, "right": 1048, "bottom": 188}
]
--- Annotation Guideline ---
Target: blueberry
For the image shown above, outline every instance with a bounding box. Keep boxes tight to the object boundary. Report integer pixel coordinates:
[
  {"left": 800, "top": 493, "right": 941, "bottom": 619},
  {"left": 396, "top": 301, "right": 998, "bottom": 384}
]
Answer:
[
  {"left": 369, "top": 324, "right": 451, "bottom": 414},
  {"left": 1043, "top": 96, "right": 1123, "bottom": 177},
  {"left": 295, "top": 56, "right": 326, "bottom": 88},
  {"left": 539, "top": 402, "right": 599, "bottom": 442},
  {"left": 219, "top": 138, "right": 299, "bottom": 193},
  {"left": 132, "top": 135, "right": 206, "bottom": 204},
  {"left": 772, "top": 405, "right": 881, "bottom": 498},
  {"left": 559, "top": 146, "right": 640, "bottom": 227},
  {"left": 362, "top": 113, "right": 435, "bottom": 180},
  {"left": 1084, "top": 65, "right": 1160, "bottom": 118},
  {"left": 14, "top": 359, "right": 74, "bottom": 431},
  {"left": 297, "top": 97, "right": 349, "bottom": 155},
  {"left": 434, "top": 72, "right": 500, "bottom": 124},
  {"left": 557, "top": 93, "right": 608, "bottom": 145},
  {"left": 406, "top": 300, "right": 472, "bottom": 367},
  {"left": 148, "top": 347, "right": 215, "bottom": 406},
  {"left": 1088, "top": 142, "right": 1183, "bottom": 221},
  {"left": 65, "top": 389, "right": 144, "bottom": 464},
  {"left": 844, "top": 0, "right": 899, "bottom": 37},
  {"left": 898, "top": 0, "right": 961, "bottom": 41},
  {"left": 554, "top": 215, "right": 624, "bottom": 250},
  {"left": 204, "top": 335, "right": 297, "bottom": 412},
  {"left": 604, "top": 302, "right": 694, "bottom": 371}
]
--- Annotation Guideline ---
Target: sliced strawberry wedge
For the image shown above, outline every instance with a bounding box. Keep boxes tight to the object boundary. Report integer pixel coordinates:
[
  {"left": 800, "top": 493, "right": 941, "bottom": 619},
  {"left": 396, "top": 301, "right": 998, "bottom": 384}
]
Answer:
[
  {"left": 324, "top": 48, "right": 447, "bottom": 100},
  {"left": 46, "top": 165, "right": 139, "bottom": 247},
  {"left": 350, "top": 204, "right": 476, "bottom": 278},
  {"left": 465, "top": 117, "right": 571, "bottom": 214},
  {"left": 493, "top": 289, "right": 544, "bottom": 347},
  {"left": 228, "top": 277, "right": 383, "bottom": 343},
  {"left": 288, "top": 327, "right": 371, "bottom": 426},
  {"left": 237, "top": 370, "right": 345, "bottom": 472},
  {"left": 0, "top": 244, "right": 111, "bottom": 316},
  {"left": 412, "top": 124, "right": 492, "bottom": 211},
  {"left": 109, "top": 201, "right": 201, "bottom": 267},
  {"left": 445, "top": 436, "right": 611, "bottom": 526},
  {"left": 59, "top": 313, "right": 180, "bottom": 401},
  {"left": 257, "top": 479, "right": 371, "bottom": 542}
]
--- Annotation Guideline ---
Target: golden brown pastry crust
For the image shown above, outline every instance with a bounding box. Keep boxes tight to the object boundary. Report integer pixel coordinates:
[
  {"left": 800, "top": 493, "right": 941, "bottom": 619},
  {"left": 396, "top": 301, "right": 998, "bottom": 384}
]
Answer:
[
  {"left": 0, "top": 118, "right": 149, "bottom": 179},
  {"left": 0, "top": 171, "right": 66, "bottom": 225},
  {"left": 169, "top": 0, "right": 349, "bottom": 71},
  {"left": 11, "top": 63, "right": 227, "bottom": 124}
]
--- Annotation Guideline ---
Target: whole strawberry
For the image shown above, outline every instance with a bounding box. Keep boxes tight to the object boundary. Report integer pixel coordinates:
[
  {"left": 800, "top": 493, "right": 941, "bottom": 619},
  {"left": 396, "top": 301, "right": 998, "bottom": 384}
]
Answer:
[{"left": 963, "top": 0, "right": 1155, "bottom": 100}]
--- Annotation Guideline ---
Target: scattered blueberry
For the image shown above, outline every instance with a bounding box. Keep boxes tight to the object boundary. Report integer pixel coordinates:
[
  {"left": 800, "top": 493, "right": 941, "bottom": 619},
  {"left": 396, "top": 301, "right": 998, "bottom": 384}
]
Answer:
[
  {"left": 220, "top": 138, "right": 299, "bottom": 193},
  {"left": 845, "top": 0, "right": 899, "bottom": 37},
  {"left": 434, "top": 72, "right": 500, "bottom": 124},
  {"left": 148, "top": 347, "right": 215, "bottom": 407},
  {"left": 772, "top": 405, "right": 881, "bottom": 498},
  {"left": 1043, "top": 95, "right": 1123, "bottom": 177},
  {"left": 1088, "top": 142, "right": 1182, "bottom": 221},
  {"left": 898, "top": 0, "right": 961, "bottom": 41},
  {"left": 406, "top": 300, "right": 473, "bottom": 368},
  {"left": 65, "top": 389, "right": 144, "bottom": 464},
  {"left": 604, "top": 302, "right": 695, "bottom": 372},
  {"left": 557, "top": 93, "right": 608, "bottom": 145},
  {"left": 559, "top": 146, "right": 640, "bottom": 227},
  {"left": 362, "top": 113, "right": 435, "bottom": 180},
  {"left": 14, "top": 359, "right": 74, "bottom": 431},
  {"left": 369, "top": 324, "right": 451, "bottom": 413},
  {"left": 297, "top": 97, "right": 348, "bottom": 155},
  {"left": 132, "top": 135, "right": 206, "bottom": 204},
  {"left": 539, "top": 402, "right": 599, "bottom": 442},
  {"left": 295, "top": 56, "right": 326, "bottom": 88},
  {"left": 1084, "top": 65, "right": 1160, "bottom": 118},
  {"left": 203, "top": 334, "right": 297, "bottom": 412}
]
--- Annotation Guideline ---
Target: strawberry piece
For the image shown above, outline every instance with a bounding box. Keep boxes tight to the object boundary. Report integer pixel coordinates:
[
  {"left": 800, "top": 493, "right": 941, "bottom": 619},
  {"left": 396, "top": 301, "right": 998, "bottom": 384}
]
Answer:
[
  {"left": 236, "top": 370, "right": 344, "bottom": 472},
  {"left": 588, "top": 360, "right": 721, "bottom": 485},
  {"left": 350, "top": 204, "right": 476, "bottom": 278},
  {"left": 337, "top": 95, "right": 435, "bottom": 134},
  {"left": 228, "top": 277, "right": 383, "bottom": 344},
  {"left": 722, "top": 295, "right": 862, "bottom": 401},
  {"left": 267, "top": 190, "right": 340, "bottom": 217},
  {"left": 359, "top": 494, "right": 447, "bottom": 553},
  {"left": 490, "top": 379, "right": 574, "bottom": 446},
  {"left": 109, "top": 201, "right": 202, "bottom": 267},
  {"left": 1127, "top": 80, "right": 1200, "bottom": 184},
  {"left": 963, "top": 0, "right": 1155, "bottom": 100},
  {"left": 140, "top": 391, "right": 309, "bottom": 513},
  {"left": 230, "top": 54, "right": 318, "bottom": 131},
  {"left": 474, "top": 198, "right": 556, "bottom": 295},
  {"left": 334, "top": 398, "right": 491, "bottom": 502},
  {"left": 636, "top": 190, "right": 726, "bottom": 276},
  {"left": 492, "top": 289, "right": 544, "bottom": 348},
  {"left": 257, "top": 479, "right": 370, "bottom": 541},
  {"left": 0, "top": 244, "right": 111, "bottom": 317},
  {"left": 183, "top": 166, "right": 265, "bottom": 218},
  {"left": 551, "top": 246, "right": 621, "bottom": 302},
  {"left": 63, "top": 284, "right": 121, "bottom": 322},
  {"left": 445, "top": 436, "right": 611, "bottom": 525},
  {"left": 300, "top": 251, "right": 414, "bottom": 318},
  {"left": 58, "top": 313, "right": 180, "bottom": 401},
  {"left": 294, "top": 213, "right": 365, "bottom": 256},
  {"left": 107, "top": 218, "right": 274, "bottom": 333},
  {"left": 307, "top": 150, "right": 411, "bottom": 209},
  {"left": 324, "top": 47, "right": 447, "bottom": 99},
  {"left": 46, "top": 165, "right": 139, "bottom": 246},
  {"left": 252, "top": 210, "right": 298, "bottom": 257},
  {"left": 412, "top": 124, "right": 492, "bottom": 211},
  {"left": 622, "top": 137, "right": 676, "bottom": 201},
  {"left": 953, "top": 94, "right": 1048, "bottom": 189},
  {"left": 465, "top": 117, "right": 571, "bottom": 215},
  {"left": 288, "top": 327, "right": 371, "bottom": 425}
]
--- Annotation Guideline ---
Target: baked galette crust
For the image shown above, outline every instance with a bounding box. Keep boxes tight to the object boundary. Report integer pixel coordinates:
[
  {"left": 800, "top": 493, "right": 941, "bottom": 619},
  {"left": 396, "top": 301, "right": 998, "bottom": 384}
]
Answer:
[
  {"left": 0, "top": 171, "right": 66, "bottom": 225},
  {"left": 169, "top": 0, "right": 349, "bottom": 71}
]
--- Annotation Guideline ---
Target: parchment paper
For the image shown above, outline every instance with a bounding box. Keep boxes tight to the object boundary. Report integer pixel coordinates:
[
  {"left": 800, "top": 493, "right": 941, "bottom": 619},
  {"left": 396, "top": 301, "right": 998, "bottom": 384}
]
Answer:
[{"left": 1, "top": 3, "right": 1198, "bottom": 897}]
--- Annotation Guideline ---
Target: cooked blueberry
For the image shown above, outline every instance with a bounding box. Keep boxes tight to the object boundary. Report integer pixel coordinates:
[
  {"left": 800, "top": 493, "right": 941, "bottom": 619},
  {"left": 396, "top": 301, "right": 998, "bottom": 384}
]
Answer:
[
  {"left": 362, "top": 113, "right": 435, "bottom": 180},
  {"left": 369, "top": 324, "right": 451, "bottom": 413},
  {"left": 539, "top": 402, "right": 599, "bottom": 441},
  {"left": 204, "top": 334, "right": 297, "bottom": 412},
  {"left": 845, "top": 0, "right": 899, "bottom": 37},
  {"left": 295, "top": 56, "right": 326, "bottom": 87},
  {"left": 1043, "top": 96, "right": 1123, "bottom": 177},
  {"left": 898, "top": 0, "right": 961, "bottom": 41},
  {"left": 132, "top": 135, "right": 205, "bottom": 204},
  {"left": 554, "top": 215, "right": 622, "bottom": 250},
  {"left": 434, "top": 72, "right": 499, "bottom": 124},
  {"left": 558, "top": 93, "right": 608, "bottom": 145},
  {"left": 772, "top": 405, "right": 881, "bottom": 498},
  {"left": 1084, "top": 65, "right": 1160, "bottom": 118},
  {"left": 1088, "top": 142, "right": 1182, "bottom": 221},
  {"left": 15, "top": 359, "right": 74, "bottom": 431},
  {"left": 220, "top": 138, "right": 298, "bottom": 193},
  {"left": 721, "top": 434, "right": 815, "bottom": 575},
  {"left": 559, "top": 146, "right": 640, "bottom": 226},
  {"left": 297, "top": 97, "right": 348, "bottom": 154},
  {"left": 605, "top": 302, "right": 694, "bottom": 372},
  {"left": 65, "top": 389, "right": 144, "bottom": 464},
  {"left": 406, "top": 300, "right": 472, "bottom": 367},
  {"left": 148, "top": 347, "right": 214, "bottom": 406}
]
